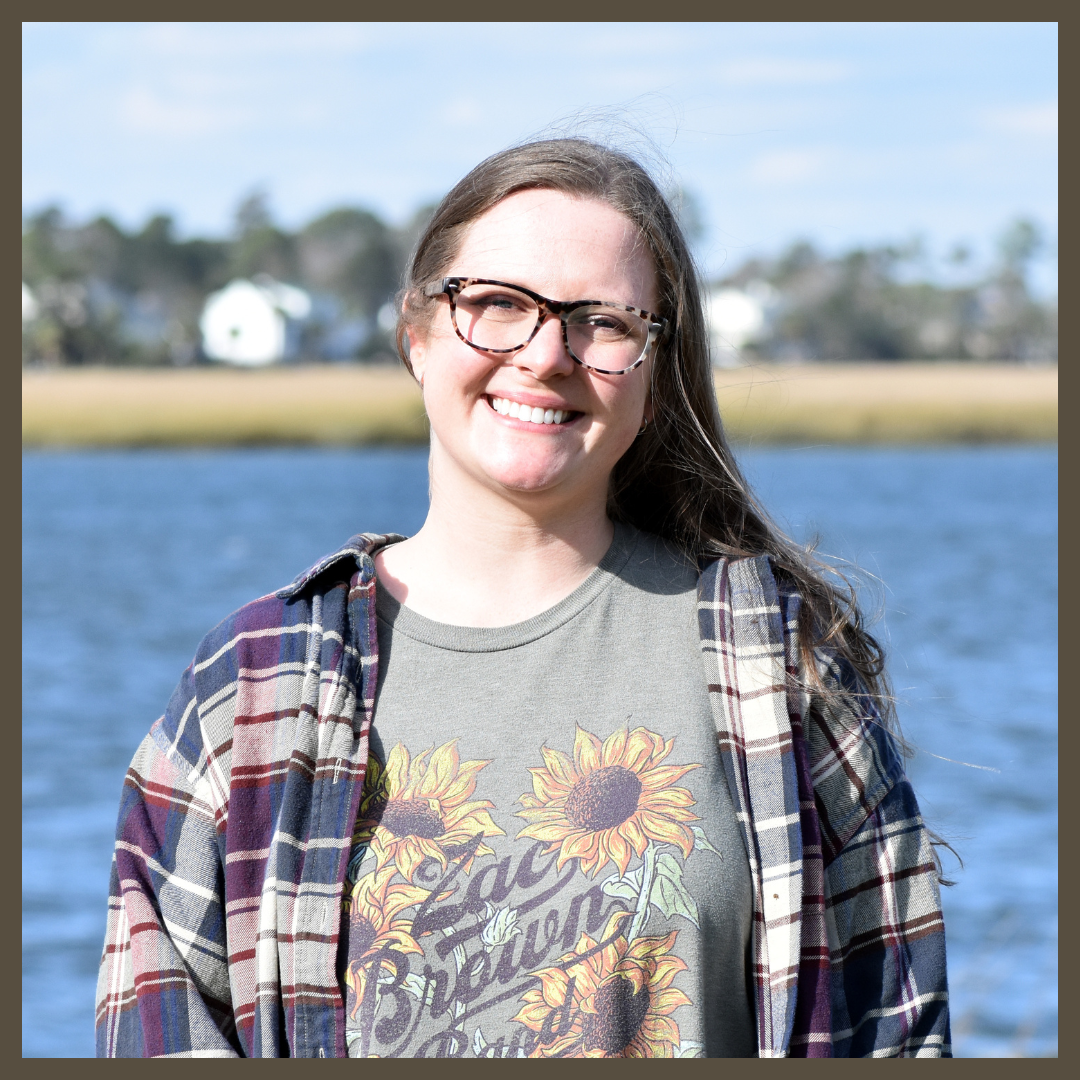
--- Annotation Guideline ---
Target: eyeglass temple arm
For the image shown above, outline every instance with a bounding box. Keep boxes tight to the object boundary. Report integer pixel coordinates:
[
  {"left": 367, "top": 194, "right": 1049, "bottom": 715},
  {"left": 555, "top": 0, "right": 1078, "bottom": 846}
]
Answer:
[{"left": 422, "top": 279, "right": 453, "bottom": 299}]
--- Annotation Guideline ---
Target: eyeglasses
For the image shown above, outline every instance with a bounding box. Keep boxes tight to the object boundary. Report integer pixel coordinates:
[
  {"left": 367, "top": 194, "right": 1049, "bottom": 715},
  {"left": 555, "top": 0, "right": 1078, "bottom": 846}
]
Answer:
[{"left": 423, "top": 277, "right": 666, "bottom": 375}]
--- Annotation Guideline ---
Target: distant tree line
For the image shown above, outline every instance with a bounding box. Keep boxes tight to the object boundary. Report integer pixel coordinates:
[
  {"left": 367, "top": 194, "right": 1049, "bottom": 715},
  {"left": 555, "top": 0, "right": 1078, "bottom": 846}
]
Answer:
[
  {"left": 21, "top": 191, "right": 433, "bottom": 367},
  {"left": 22, "top": 191, "right": 1055, "bottom": 366},
  {"left": 715, "top": 219, "right": 1056, "bottom": 363}
]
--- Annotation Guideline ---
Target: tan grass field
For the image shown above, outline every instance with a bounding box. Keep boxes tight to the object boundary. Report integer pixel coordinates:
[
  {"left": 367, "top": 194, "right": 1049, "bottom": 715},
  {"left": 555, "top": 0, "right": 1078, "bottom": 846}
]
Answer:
[
  {"left": 710, "top": 362, "right": 1057, "bottom": 444},
  {"left": 22, "top": 361, "right": 1057, "bottom": 447}
]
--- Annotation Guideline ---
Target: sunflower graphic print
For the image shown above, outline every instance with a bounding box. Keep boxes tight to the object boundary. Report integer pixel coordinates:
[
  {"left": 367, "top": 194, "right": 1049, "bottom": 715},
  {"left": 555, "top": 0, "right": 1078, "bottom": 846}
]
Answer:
[{"left": 341, "top": 524, "right": 756, "bottom": 1058}]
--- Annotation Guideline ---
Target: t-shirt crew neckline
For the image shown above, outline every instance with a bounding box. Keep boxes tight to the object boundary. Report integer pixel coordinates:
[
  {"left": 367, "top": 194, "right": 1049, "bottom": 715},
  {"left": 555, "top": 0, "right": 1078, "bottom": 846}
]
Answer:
[{"left": 374, "top": 522, "right": 642, "bottom": 653}]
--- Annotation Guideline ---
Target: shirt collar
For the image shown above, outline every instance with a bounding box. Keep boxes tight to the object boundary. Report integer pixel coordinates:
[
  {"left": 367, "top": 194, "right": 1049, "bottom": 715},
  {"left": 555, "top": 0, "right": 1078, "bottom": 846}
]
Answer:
[{"left": 275, "top": 532, "right": 406, "bottom": 599}]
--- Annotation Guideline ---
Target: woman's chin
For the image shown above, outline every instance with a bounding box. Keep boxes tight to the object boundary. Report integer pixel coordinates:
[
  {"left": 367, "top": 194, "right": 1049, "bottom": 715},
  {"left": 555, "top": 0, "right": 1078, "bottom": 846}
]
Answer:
[
  {"left": 485, "top": 464, "right": 573, "bottom": 497},
  {"left": 450, "top": 434, "right": 564, "bottom": 489},
  {"left": 433, "top": 429, "right": 613, "bottom": 507},
  {"left": 474, "top": 449, "right": 587, "bottom": 499}
]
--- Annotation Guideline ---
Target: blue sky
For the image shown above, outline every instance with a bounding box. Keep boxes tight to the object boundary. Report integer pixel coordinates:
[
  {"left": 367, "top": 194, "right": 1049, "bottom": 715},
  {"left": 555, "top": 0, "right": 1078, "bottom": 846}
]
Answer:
[{"left": 23, "top": 22, "right": 1057, "bottom": 292}]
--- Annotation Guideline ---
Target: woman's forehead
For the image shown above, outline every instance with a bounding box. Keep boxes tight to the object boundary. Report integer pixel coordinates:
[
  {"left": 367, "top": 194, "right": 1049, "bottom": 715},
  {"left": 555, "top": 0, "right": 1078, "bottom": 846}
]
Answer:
[{"left": 450, "top": 189, "right": 657, "bottom": 307}]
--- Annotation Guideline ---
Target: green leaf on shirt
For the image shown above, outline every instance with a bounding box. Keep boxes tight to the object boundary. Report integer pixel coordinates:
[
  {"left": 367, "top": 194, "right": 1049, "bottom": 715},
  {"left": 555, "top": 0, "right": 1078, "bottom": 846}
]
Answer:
[
  {"left": 650, "top": 852, "right": 700, "bottom": 926},
  {"left": 601, "top": 864, "right": 644, "bottom": 903},
  {"left": 691, "top": 824, "right": 724, "bottom": 860}
]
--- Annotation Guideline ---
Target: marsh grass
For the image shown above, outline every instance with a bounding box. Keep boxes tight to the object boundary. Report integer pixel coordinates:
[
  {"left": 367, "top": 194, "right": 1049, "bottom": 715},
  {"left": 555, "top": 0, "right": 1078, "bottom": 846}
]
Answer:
[
  {"left": 22, "top": 362, "right": 1056, "bottom": 447},
  {"left": 22, "top": 366, "right": 429, "bottom": 447},
  {"left": 711, "top": 362, "right": 1057, "bottom": 444}
]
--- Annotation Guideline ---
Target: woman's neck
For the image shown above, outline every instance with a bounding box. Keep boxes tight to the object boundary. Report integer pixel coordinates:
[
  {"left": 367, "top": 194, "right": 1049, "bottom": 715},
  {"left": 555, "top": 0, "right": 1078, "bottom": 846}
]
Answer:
[{"left": 374, "top": 465, "right": 614, "bottom": 628}]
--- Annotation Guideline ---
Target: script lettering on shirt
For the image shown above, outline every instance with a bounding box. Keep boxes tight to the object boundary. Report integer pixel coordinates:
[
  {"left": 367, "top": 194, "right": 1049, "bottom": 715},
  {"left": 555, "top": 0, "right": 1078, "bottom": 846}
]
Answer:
[{"left": 348, "top": 837, "right": 629, "bottom": 1058}]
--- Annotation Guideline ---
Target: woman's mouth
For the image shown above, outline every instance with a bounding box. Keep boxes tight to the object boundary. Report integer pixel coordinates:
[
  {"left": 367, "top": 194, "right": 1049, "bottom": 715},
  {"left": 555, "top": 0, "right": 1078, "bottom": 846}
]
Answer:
[{"left": 487, "top": 396, "right": 579, "bottom": 426}]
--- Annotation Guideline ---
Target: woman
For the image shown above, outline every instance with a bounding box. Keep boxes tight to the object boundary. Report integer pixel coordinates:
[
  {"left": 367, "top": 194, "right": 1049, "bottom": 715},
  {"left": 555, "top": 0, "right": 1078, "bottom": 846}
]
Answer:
[{"left": 96, "top": 138, "right": 950, "bottom": 1058}]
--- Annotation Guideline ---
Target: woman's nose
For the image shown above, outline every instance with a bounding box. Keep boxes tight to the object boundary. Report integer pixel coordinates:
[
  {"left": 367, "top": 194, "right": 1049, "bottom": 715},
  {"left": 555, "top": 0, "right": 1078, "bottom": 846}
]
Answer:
[{"left": 511, "top": 314, "right": 575, "bottom": 378}]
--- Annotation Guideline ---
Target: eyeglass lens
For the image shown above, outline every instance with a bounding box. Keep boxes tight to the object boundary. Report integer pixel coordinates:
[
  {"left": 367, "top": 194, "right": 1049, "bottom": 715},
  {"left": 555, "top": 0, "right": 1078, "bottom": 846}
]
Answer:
[{"left": 451, "top": 282, "right": 650, "bottom": 372}]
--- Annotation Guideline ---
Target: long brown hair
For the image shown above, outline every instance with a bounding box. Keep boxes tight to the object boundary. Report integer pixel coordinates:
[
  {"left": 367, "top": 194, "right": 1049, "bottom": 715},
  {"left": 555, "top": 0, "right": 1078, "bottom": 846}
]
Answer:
[{"left": 396, "top": 137, "right": 895, "bottom": 735}]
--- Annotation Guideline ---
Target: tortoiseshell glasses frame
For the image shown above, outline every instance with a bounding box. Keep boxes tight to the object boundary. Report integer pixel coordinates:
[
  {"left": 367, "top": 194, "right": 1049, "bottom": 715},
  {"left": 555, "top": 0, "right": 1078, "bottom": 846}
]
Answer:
[{"left": 423, "top": 276, "right": 667, "bottom": 375}]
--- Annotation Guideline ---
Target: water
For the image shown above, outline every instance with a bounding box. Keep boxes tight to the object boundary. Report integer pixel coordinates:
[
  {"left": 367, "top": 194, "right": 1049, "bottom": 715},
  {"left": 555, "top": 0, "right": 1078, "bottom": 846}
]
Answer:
[{"left": 22, "top": 446, "right": 1056, "bottom": 1057}]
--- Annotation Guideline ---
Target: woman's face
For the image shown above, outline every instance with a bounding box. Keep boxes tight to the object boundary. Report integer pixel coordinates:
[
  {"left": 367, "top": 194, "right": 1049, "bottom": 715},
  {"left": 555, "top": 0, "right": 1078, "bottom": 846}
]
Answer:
[{"left": 408, "top": 189, "right": 658, "bottom": 511}]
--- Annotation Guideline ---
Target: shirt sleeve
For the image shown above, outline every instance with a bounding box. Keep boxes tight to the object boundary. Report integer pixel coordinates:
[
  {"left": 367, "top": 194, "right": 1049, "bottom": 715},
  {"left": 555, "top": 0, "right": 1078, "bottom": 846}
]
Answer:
[
  {"left": 824, "top": 777, "right": 952, "bottom": 1056},
  {"left": 812, "top": 658, "right": 952, "bottom": 1057},
  {"left": 95, "top": 666, "right": 241, "bottom": 1058}
]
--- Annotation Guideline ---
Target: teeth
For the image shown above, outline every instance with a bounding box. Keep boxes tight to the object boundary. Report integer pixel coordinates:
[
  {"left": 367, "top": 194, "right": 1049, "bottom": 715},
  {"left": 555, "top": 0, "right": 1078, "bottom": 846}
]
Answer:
[{"left": 490, "top": 397, "right": 569, "bottom": 425}]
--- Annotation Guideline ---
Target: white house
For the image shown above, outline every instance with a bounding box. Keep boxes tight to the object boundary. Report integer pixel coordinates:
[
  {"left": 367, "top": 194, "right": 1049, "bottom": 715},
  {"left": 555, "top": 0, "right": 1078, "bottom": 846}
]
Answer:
[
  {"left": 22, "top": 282, "right": 39, "bottom": 323},
  {"left": 705, "top": 283, "right": 774, "bottom": 367},
  {"left": 199, "top": 276, "right": 312, "bottom": 366}
]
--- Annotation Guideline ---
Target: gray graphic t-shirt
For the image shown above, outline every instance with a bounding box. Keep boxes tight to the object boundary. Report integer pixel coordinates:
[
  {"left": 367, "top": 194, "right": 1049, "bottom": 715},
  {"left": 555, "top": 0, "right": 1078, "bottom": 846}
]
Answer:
[{"left": 340, "top": 524, "right": 756, "bottom": 1058}]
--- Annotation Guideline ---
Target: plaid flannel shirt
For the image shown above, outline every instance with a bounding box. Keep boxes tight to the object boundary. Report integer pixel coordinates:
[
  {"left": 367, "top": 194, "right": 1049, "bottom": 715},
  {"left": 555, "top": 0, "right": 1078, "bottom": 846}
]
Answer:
[{"left": 96, "top": 533, "right": 950, "bottom": 1057}]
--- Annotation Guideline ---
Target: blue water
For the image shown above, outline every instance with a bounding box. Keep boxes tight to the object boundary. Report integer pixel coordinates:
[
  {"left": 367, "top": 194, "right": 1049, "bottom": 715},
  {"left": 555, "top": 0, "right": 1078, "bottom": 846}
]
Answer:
[{"left": 22, "top": 446, "right": 1057, "bottom": 1057}]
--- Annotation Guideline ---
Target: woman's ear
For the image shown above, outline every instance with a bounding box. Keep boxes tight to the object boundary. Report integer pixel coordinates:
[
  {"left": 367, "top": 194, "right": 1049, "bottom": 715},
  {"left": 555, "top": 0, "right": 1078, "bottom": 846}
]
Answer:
[{"left": 405, "top": 324, "right": 427, "bottom": 388}]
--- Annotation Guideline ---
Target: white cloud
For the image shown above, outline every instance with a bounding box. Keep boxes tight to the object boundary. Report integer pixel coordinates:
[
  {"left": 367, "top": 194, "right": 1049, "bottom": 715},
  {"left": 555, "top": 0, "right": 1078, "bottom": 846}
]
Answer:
[
  {"left": 119, "top": 86, "right": 252, "bottom": 138},
  {"left": 125, "top": 21, "right": 383, "bottom": 59},
  {"left": 983, "top": 102, "right": 1057, "bottom": 137},
  {"left": 715, "top": 58, "right": 851, "bottom": 87},
  {"left": 747, "top": 148, "right": 829, "bottom": 185},
  {"left": 437, "top": 96, "right": 484, "bottom": 130}
]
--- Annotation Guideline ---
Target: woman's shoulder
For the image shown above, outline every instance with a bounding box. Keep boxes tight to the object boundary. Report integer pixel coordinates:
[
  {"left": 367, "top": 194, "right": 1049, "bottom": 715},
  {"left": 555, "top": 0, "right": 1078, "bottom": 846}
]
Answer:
[
  {"left": 274, "top": 531, "right": 407, "bottom": 602},
  {"left": 159, "top": 531, "right": 404, "bottom": 770},
  {"left": 191, "top": 531, "right": 406, "bottom": 679},
  {"left": 696, "top": 552, "right": 907, "bottom": 836},
  {"left": 614, "top": 522, "right": 734, "bottom": 597}
]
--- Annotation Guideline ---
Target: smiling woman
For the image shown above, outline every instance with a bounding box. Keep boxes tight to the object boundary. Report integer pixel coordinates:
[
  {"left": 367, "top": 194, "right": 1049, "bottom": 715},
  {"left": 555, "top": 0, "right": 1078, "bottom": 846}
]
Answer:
[
  {"left": 379, "top": 189, "right": 659, "bottom": 626},
  {"left": 96, "top": 138, "right": 951, "bottom": 1059}
]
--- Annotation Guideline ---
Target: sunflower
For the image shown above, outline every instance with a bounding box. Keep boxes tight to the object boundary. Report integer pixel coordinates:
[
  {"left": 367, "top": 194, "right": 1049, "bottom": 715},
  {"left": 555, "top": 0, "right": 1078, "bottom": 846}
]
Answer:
[
  {"left": 343, "top": 865, "right": 428, "bottom": 1018},
  {"left": 512, "top": 910, "right": 691, "bottom": 1057},
  {"left": 355, "top": 740, "right": 504, "bottom": 882},
  {"left": 514, "top": 726, "right": 699, "bottom": 878}
]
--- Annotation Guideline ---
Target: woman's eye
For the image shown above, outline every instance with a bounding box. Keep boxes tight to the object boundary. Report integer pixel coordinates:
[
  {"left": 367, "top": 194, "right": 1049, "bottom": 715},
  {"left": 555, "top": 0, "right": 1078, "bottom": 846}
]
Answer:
[
  {"left": 482, "top": 295, "right": 519, "bottom": 311},
  {"left": 464, "top": 291, "right": 530, "bottom": 315},
  {"left": 586, "top": 313, "right": 631, "bottom": 335}
]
